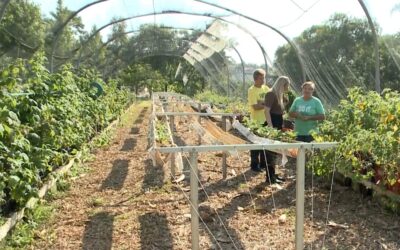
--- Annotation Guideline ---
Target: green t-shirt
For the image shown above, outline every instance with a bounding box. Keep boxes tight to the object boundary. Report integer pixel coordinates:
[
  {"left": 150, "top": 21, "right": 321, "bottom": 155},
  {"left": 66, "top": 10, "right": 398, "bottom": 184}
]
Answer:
[
  {"left": 248, "top": 85, "right": 270, "bottom": 124},
  {"left": 289, "top": 96, "right": 325, "bottom": 136}
]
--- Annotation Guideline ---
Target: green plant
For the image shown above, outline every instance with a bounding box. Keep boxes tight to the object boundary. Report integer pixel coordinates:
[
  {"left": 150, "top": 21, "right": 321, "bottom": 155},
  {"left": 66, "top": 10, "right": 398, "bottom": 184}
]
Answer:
[
  {"left": 312, "top": 87, "right": 400, "bottom": 193},
  {"left": 155, "top": 121, "right": 170, "bottom": 145},
  {"left": 0, "top": 54, "right": 133, "bottom": 214},
  {"left": 243, "top": 117, "right": 296, "bottom": 142}
]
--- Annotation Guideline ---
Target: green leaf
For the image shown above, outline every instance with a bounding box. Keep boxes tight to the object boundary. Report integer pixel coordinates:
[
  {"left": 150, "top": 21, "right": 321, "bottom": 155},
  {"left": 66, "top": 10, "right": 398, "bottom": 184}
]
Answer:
[
  {"left": 9, "top": 175, "right": 20, "bottom": 186},
  {"left": 0, "top": 124, "right": 4, "bottom": 137},
  {"left": 8, "top": 111, "right": 19, "bottom": 122}
]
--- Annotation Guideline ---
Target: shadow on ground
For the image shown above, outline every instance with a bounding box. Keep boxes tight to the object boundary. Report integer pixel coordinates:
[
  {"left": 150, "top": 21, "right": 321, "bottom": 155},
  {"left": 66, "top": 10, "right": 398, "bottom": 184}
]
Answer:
[
  {"left": 101, "top": 159, "right": 130, "bottom": 190},
  {"left": 82, "top": 211, "right": 114, "bottom": 250},
  {"left": 130, "top": 127, "right": 140, "bottom": 134},
  {"left": 139, "top": 212, "right": 173, "bottom": 250},
  {"left": 142, "top": 159, "right": 164, "bottom": 191},
  {"left": 120, "top": 138, "right": 137, "bottom": 151}
]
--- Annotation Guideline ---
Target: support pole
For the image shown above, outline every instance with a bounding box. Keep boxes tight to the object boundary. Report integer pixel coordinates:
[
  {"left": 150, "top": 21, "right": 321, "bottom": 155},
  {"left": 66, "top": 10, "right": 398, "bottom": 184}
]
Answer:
[
  {"left": 198, "top": 103, "right": 202, "bottom": 145},
  {"left": 222, "top": 116, "right": 227, "bottom": 131},
  {"left": 222, "top": 152, "right": 227, "bottom": 179},
  {"left": 222, "top": 116, "right": 227, "bottom": 179},
  {"left": 189, "top": 151, "right": 199, "bottom": 250},
  {"left": 170, "top": 116, "right": 175, "bottom": 132},
  {"left": 198, "top": 103, "right": 202, "bottom": 123},
  {"left": 295, "top": 146, "right": 306, "bottom": 250},
  {"left": 169, "top": 114, "right": 175, "bottom": 176},
  {"left": 171, "top": 151, "right": 176, "bottom": 178}
]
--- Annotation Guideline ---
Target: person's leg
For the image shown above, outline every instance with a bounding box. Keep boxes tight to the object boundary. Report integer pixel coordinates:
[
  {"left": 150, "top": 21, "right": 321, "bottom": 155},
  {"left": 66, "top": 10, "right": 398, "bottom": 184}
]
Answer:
[
  {"left": 268, "top": 113, "right": 285, "bottom": 182},
  {"left": 265, "top": 150, "right": 275, "bottom": 180},
  {"left": 250, "top": 150, "right": 261, "bottom": 171},
  {"left": 270, "top": 113, "right": 283, "bottom": 130},
  {"left": 296, "top": 135, "right": 314, "bottom": 142},
  {"left": 259, "top": 149, "right": 267, "bottom": 169}
]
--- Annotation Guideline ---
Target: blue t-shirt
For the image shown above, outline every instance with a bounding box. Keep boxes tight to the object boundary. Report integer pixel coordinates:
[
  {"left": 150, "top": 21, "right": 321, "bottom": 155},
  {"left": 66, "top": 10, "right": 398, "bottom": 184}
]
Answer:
[{"left": 289, "top": 96, "right": 325, "bottom": 136}]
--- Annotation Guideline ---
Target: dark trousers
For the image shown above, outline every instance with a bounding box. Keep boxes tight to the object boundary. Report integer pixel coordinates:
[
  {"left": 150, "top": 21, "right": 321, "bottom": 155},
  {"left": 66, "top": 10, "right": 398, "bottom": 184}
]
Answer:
[
  {"left": 250, "top": 150, "right": 267, "bottom": 169},
  {"left": 296, "top": 135, "right": 314, "bottom": 142},
  {"left": 265, "top": 113, "right": 284, "bottom": 178}
]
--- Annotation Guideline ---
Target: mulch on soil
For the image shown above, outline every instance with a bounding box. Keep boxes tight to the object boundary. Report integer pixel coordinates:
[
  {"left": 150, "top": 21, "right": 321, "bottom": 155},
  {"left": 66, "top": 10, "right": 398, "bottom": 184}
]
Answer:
[{"left": 28, "top": 101, "right": 400, "bottom": 250}]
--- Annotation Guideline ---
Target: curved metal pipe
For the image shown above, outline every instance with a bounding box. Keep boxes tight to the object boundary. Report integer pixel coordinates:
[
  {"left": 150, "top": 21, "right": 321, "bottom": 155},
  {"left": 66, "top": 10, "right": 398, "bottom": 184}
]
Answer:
[
  {"left": 49, "top": 0, "right": 109, "bottom": 72},
  {"left": 194, "top": 0, "right": 307, "bottom": 82},
  {"left": 358, "top": 0, "right": 380, "bottom": 92},
  {"left": 78, "top": 27, "right": 197, "bottom": 65},
  {"left": 62, "top": 11, "right": 258, "bottom": 69},
  {"left": 230, "top": 46, "right": 246, "bottom": 100},
  {"left": 0, "top": 0, "right": 10, "bottom": 23},
  {"left": 47, "top": 8, "right": 259, "bottom": 90}
]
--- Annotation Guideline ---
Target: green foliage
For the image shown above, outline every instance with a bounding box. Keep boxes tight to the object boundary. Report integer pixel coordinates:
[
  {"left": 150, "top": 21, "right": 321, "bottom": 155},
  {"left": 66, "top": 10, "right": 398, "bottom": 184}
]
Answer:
[
  {"left": 243, "top": 117, "right": 296, "bottom": 142},
  {"left": 155, "top": 121, "right": 170, "bottom": 145},
  {"left": 274, "top": 13, "right": 400, "bottom": 105},
  {"left": 0, "top": 0, "right": 45, "bottom": 58},
  {"left": 194, "top": 90, "right": 248, "bottom": 115},
  {"left": 1, "top": 202, "right": 54, "bottom": 249},
  {"left": 312, "top": 87, "right": 400, "bottom": 193},
  {"left": 0, "top": 54, "right": 133, "bottom": 213}
]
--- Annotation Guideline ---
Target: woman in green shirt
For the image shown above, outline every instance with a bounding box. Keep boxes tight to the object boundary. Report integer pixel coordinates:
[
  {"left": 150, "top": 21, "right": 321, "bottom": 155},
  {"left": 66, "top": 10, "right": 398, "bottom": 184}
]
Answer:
[{"left": 289, "top": 81, "right": 325, "bottom": 142}]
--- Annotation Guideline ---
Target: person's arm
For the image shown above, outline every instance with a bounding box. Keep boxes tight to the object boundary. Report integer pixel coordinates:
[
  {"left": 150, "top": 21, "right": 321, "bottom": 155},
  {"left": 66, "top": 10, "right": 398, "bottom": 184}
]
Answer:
[
  {"left": 264, "top": 107, "right": 273, "bottom": 127},
  {"left": 252, "top": 102, "right": 265, "bottom": 110},
  {"left": 248, "top": 88, "right": 264, "bottom": 110},
  {"left": 288, "top": 98, "right": 298, "bottom": 119},
  {"left": 303, "top": 98, "right": 325, "bottom": 121},
  {"left": 289, "top": 110, "right": 298, "bottom": 119},
  {"left": 300, "top": 114, "right": 325, "bottom": 121}
]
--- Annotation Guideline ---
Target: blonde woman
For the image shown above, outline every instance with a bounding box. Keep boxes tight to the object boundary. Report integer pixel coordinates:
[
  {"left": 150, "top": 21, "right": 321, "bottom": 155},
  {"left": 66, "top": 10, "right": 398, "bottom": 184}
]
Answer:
[
  {"left": 263, "top": 76, "right": 290, "bottom": 184},
  {"left": 264, "top": 76, "right": 290, "bottom": 129}
]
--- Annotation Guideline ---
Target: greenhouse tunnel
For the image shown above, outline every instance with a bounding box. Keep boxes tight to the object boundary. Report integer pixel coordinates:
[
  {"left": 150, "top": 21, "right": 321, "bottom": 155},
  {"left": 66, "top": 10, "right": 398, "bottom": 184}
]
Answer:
[
  {"left": 0, "top": 0, "right": 400, "bottom": 249},
  {"left": 3, "top": 0, "right": 398, "bottom": 104}
]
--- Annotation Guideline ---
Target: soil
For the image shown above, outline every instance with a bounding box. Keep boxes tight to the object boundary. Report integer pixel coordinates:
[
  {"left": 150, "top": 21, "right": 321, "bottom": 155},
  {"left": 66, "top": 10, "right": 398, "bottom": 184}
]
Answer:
[{"left": 28, "top": 101, "right": 400, "bottom": 250}]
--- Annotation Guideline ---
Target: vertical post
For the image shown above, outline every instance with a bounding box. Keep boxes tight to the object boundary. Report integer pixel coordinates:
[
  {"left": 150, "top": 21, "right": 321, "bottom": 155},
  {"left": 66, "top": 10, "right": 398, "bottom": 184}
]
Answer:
[
  {"left": 171, "top": 151, "right": 176, "bottom": 178},
  {"left": 190, "top": 151, "right": 199, "bottom": 250},
  {"left": 198, "top": 103, "right": 202, "bottom": 123},
  {"left": 222, "top": 116, "right": 227, "bottom": 131},
  {"left": 163, "top": 102, "right": 168, "bottom": 112},
  {"left": 198, "top": 103, "right": 202, "bottom": 145},
  {"left": 222, "top": 116, "right": 227, "bottom": 179},
  {"left": 170, "top": 115, "right": 175, "bottom": 132},
  {"left": 295, "top": 146, "right": 306, "bottom": 250},
  {"left": 222, "top": 152, "right": 227, "bottom": 179}
]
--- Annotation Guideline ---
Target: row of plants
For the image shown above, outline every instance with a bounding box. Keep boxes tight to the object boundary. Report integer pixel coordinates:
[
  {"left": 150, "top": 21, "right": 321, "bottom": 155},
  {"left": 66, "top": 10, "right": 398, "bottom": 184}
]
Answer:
[
  {"left": 242, "top": 117, "right": 297, "bottom": 142},
  {"left": 312, "top": 87, "right": 400, "bottom": 194},
  {"left": 195, "top": 87, "right": 400, "bottom": 196},
  {"left": 0, "top": 54, "right": 133, "bottom": 214},
  {"left": 194, "top": 90, "right": 248, "bottom": 115},
  {"left": 155, "top": 120, "right": 170, "bottom": 146}
]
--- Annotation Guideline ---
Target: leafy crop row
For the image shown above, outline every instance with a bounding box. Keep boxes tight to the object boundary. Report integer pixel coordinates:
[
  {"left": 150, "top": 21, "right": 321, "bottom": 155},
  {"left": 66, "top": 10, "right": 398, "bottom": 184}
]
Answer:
[
  {"left": 313, "top": 88, "right": 400, "bottom": 194},
  {"left": 194, "top": 90, "right": 247, "bottom": 115},
  {"left": 0, "top": 54, "right": 133, "bottom": 214}
]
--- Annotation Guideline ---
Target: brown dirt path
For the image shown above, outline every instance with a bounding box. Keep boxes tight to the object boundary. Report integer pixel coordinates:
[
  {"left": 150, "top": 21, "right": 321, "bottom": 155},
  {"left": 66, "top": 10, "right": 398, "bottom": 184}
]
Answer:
[{"left": 27, "top": 100, "right": 400, "bottom": 250}]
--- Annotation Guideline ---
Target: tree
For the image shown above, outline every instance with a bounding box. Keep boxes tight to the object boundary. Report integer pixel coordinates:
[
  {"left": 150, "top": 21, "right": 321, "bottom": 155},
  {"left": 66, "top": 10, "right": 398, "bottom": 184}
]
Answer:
[
  {"left": 380, "top": 33, "right": 400, "bottom": 91},
  {"left": 0, "top": 0, "right": 45, "bottom": 60},
  {"left": 45, "top": 0, "right": 85, "bottom": 70},
  {"left": 274, "top": 13, "right": 382, "bottom": 105}
]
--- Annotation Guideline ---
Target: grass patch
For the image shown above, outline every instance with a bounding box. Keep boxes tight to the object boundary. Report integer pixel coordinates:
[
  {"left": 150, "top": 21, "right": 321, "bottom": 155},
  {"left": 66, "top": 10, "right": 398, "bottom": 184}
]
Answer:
[
  {"left": 90, "top": 197, "right": 105, "bottom": 207},
  {"left": 0, "top": 202, "right": 54, "bottom": 249}
]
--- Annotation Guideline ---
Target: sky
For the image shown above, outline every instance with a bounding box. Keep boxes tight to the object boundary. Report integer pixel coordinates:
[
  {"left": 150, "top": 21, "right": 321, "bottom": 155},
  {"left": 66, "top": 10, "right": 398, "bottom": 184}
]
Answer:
[{"left": 32, "top": 0, "right": 400, "bottom": 65}]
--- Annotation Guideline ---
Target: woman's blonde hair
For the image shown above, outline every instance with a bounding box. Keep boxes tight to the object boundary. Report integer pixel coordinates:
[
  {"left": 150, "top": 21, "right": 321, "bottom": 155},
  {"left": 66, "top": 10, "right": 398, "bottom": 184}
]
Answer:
[{"left": 272, "top": 76, "right": 290, "bottom": 110}]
